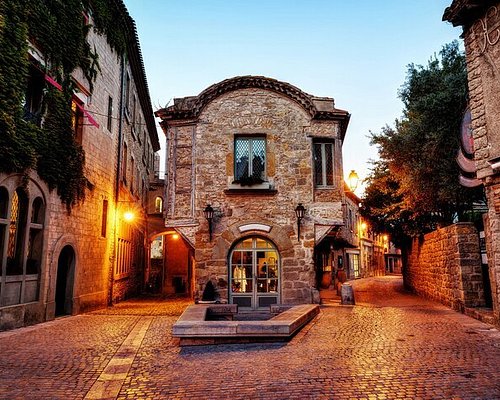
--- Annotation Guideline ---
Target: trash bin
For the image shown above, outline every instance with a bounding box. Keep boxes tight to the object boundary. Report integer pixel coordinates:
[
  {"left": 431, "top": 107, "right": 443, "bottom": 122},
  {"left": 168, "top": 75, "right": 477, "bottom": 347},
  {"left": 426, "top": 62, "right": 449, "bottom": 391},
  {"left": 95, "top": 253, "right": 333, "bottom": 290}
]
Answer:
[{"left": 341, "top": 283, "right": 355, "bottom": 305}]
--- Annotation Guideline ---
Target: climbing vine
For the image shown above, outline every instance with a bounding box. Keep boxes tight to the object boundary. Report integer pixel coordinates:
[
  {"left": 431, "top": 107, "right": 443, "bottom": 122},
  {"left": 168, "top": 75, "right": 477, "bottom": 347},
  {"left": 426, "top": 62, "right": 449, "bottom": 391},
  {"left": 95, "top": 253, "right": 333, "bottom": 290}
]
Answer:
[{"left": 0, "top": 0, "right": 128, "bottom": 210}]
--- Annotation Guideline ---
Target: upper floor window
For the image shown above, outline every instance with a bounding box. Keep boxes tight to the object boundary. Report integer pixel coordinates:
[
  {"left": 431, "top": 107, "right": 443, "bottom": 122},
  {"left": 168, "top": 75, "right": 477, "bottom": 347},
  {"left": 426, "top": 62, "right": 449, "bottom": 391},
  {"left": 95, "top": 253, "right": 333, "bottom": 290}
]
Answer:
[
  {"left": 23, "top": 64, "right": 45, "bottom": 126},
  {"left": 313, "top": 142, "right": 335, "bottom": 187},
  {"left": 107, "top": 96, "right": 113, "bottom": 131},
  {"left": 71, "top": 98, "right": 84, "bottom": 145},
  {"left": 124, "top": 72, "right": 131, "bottom": 116},
  {"left": 234, "top": 136, "right": 266, "bottom": 185}
]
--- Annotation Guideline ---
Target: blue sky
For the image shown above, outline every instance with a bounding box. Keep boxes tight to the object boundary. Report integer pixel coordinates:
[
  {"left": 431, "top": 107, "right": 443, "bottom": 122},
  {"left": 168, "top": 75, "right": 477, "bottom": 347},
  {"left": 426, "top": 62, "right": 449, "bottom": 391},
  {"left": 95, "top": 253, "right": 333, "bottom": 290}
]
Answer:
[{"left": 124, "top": 0, "right": 462, "bottom": 193}]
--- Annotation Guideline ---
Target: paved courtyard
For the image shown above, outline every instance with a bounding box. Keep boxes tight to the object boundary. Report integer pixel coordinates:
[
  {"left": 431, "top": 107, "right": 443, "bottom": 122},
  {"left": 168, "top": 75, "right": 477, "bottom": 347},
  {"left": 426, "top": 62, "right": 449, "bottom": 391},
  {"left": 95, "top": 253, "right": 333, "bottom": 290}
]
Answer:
[{"left": 0, "top": 276, "right": 499, "bottom": 399}]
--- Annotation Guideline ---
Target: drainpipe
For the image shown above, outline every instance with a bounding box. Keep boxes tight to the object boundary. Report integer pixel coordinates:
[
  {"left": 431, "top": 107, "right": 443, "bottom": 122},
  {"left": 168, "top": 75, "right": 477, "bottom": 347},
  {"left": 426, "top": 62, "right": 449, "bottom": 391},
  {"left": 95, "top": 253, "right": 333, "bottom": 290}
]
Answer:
[{"left": 109, "top": 54, "right": 126, "bottom": 306}]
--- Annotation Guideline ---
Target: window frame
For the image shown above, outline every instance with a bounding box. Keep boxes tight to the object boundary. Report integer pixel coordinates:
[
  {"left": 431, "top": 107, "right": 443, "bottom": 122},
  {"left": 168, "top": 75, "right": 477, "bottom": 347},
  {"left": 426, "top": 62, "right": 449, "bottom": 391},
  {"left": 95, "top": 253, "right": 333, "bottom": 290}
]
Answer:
[
  {"left": 313, "top": 140, "right": 336, "bottom": 188},
  {"left": 0, "top": 181, "right": 46, "bottom": 306},
  {"left": 233, "top": 135, "right": 267, "bottom": 185}
]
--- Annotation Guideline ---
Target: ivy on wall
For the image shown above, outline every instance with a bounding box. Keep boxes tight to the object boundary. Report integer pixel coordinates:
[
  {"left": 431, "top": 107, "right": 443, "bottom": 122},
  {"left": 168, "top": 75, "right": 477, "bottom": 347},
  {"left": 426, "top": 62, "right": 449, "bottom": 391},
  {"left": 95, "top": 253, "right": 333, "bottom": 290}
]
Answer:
[{"left": 0, "top": 0, "right": 127, "bottom": 210}]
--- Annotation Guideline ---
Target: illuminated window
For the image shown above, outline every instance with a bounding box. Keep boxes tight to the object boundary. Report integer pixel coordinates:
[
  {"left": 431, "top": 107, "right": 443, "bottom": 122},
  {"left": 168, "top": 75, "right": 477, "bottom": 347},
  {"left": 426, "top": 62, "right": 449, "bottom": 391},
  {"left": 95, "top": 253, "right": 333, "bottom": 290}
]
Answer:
[{"left": 155, "top": 197, "right": 163, "bottom": 213}]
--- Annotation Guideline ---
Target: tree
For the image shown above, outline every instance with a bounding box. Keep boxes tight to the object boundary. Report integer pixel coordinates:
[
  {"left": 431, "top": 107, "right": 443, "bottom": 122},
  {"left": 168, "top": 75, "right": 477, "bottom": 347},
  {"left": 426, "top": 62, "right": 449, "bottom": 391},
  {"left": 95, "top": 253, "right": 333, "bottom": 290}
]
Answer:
[{"left": 362, "top": 41, "right": 484, "bottom": 246}]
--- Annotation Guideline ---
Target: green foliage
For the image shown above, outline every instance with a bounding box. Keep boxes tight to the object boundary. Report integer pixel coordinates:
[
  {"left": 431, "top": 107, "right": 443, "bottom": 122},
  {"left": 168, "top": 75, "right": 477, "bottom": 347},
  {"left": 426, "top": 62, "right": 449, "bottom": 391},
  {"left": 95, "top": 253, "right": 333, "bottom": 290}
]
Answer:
[
  {"left": 362, "top": 41, "right": 485, "bottom": 245},
  {"left": 0, "top": 1, "right": 36, "bottom": 173},
  {"left": 0, "top": 0, "right": 127, "bottom": 210}
]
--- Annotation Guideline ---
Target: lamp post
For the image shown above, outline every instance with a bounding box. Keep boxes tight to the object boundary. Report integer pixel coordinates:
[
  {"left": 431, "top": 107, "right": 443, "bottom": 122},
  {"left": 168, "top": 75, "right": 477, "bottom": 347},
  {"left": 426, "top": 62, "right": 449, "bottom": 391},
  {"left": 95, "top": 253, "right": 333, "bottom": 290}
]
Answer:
[
  {"left": 347, "top": 170, "right": 359, "bottom": 192},
  {"left": 203, "top": 204, "right": 214, "bottom": 241},
  {"left": 294, "top": 203, "right": 306, "bottom": 242}
]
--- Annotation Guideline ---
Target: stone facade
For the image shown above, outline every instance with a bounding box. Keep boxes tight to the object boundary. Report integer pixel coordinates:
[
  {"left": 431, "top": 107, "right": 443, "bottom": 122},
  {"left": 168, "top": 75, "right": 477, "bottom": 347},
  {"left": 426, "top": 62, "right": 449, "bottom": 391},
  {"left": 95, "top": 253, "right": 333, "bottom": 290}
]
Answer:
[
  {"left": 156, "top": 76, "right": 350, "bottom": 308},
  {"left": 0, "top": 4, "right": 159, "bottom": 330},
  {"left": 444, "top": 1, "right": 500, "bottom": 324},
  {"left": 405, "top": 223, "right": 485, "bottom": 310}
]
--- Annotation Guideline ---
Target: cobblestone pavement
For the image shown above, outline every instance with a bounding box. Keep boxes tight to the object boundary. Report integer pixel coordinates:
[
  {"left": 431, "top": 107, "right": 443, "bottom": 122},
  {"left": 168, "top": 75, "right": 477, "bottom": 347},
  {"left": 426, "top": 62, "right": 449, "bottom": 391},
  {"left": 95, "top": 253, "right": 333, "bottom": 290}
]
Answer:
[{"left": 1, "top": 277, "right": 499, "bottom": 399}]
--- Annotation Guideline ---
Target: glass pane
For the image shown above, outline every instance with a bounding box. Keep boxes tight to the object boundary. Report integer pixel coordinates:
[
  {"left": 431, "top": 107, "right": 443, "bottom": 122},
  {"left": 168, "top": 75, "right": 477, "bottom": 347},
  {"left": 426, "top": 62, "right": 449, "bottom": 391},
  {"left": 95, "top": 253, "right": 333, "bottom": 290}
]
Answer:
[
  {"left": 26, "top": 228, "right": 42, "bottom": 275},
  {"left": 235, "top": 139, "right": 250, "bottom": 180},
  {"left": 257, "top": 279, "right": 268, "bottom": 292},
  {"left": 0, "top": 187, "right": 8, "bottom": 219},
  {"left": 31, "top": 197, "right": 45, "bottom": 224},
  {"left": 325, "top": 143, "right": 334, "bottom": 185},
  {"left": 231, "top": 251, "right": 242, "bottom": 265},
  {"left": 267, "top": 263, "right": 278, "bottom": 278},
  {"left": 235, "top": 239, "right": 252, "bottom": 249},
  {"left": 232, "top": 279, "right": 253, "bottom": 293},
  {"left": 241, "top": 251, "right": 253, "bottom": 265},
  {"left": 251, "top": 139, "right": 265, "bottom": 180},
  {"left": 268, "top": 279, "right": 278, "bottom": 292},
  {"left": 255, "top": 238, "right": 271, "bottom": 248},
  {"left": 7, "top": 189, "right": 28, "bottom": 276},
  {"left": 314, "top": 143, "right": 322, "bottom": 186}
]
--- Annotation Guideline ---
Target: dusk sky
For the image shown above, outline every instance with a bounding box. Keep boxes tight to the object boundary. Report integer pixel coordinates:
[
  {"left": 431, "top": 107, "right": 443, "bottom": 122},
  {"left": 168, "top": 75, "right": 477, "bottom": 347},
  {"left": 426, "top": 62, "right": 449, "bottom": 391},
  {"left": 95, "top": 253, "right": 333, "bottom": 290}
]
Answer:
[{"left": 124, "top": 0, "right": 462, "bottom": 194}]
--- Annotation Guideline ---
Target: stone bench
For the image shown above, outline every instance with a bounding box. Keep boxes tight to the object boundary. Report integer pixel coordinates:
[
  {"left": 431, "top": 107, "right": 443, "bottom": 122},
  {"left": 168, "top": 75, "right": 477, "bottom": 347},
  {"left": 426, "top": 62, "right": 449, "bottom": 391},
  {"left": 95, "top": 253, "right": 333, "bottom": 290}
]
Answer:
[{"left": 173, "top": 303, "right": 320, "bottom": 345}]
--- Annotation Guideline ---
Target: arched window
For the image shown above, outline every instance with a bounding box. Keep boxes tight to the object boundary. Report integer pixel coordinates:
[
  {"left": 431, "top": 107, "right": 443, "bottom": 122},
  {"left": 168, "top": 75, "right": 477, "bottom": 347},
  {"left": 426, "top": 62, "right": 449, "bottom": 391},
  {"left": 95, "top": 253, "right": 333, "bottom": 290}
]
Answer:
[
  {"left": 229, "top": 236, "right": 279, "bottom": 310},
  {"left": 7, "top": 188, "right": 29, "bottom": 276},
  {"left": 155, "top": 196, "right": 163, "bottom": 213},
  {"left": 0, "top": 182, "right": 46, "bottom": 305}
]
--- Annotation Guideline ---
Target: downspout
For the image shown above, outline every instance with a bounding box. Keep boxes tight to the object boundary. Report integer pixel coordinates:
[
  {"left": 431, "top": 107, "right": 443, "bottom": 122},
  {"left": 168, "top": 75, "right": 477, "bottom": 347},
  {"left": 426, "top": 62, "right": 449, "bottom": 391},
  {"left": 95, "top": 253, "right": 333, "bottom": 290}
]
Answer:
[{"left": 109, "top": 54, "right": 126, "bottom": 306}]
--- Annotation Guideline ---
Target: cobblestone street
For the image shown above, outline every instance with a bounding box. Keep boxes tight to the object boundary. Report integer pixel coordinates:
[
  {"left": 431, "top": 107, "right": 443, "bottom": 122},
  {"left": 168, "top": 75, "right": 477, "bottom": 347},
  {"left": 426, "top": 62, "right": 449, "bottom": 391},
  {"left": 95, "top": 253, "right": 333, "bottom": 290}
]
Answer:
[{"left": 0, "top": 276, "right": 499, "bottom": 400}]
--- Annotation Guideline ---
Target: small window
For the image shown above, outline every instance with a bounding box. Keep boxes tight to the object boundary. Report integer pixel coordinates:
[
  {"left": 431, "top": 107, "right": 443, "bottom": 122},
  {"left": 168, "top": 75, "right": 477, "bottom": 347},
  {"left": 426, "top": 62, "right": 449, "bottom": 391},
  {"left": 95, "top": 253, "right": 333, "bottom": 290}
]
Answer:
[
  {"left": 132, "top": 96, "right": 137, "bottom": 134},
  {"left": 122, "top": 142, "right": 128, "bottom": 185},
  {"left": 71, "top": 99, "right": 84, "bottom": 145},
  {"left": 101, "top": 200, "right": 108, "bottom": 238},
  {"left": 314, "top": 142, "right": 335, "bottom": 187},
  {"left": 234, "top": 136, "right": 266, "bottom": 184},
  {"left": 124, "top": 73, "right": 130, "bottom": 114},
  {"left": 107, "top": 96, "right": 113, "bottom": 131},
  {"left": 130, "top": 157, "right": 135, "bottom": 193},
  {"left": 155, "top": 197, "right": 163, "bottom": 213},
  {"left": 23, "top": 64, "right": 45, "bottom": 126}
]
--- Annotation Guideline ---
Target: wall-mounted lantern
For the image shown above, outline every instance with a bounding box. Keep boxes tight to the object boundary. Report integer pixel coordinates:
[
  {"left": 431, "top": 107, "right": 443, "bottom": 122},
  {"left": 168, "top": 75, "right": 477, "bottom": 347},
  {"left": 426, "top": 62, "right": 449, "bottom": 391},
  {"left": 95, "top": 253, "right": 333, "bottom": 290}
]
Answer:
[
  {"left": 203, "top": 204, "right": 214, "bottom": 241},
  {"left": 294, "top": 203, "right": 306, "bottom": 242}
]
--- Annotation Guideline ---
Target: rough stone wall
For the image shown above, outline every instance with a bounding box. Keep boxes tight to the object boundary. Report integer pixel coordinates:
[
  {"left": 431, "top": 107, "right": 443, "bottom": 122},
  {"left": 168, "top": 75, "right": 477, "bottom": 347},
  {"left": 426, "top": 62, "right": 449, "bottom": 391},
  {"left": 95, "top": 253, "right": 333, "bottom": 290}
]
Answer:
[
  {"left": 167, "top": 89, "right": 344, "bottom": 304},
  {"left": 405, "top": 223, "right": 485, "bottom": 310},
  {"left": 461, "top": 1, "right": 500, "bottom": 323}
]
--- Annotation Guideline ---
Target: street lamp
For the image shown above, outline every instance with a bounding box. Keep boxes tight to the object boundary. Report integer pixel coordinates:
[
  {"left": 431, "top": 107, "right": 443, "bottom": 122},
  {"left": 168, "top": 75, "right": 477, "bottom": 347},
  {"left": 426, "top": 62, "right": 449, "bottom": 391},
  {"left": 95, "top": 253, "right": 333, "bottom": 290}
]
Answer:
[
  {"left": 123, "top": 210, "right": 134, "bottom": 222},
  {"left": 347, "top": 170, "right": 359, "bottom": 192},
  {"left": 203, "top": 204, "right": 214, "bottom": 241},
  {"left": 294, "top": 203, "right": 306, "bottom": 242}
]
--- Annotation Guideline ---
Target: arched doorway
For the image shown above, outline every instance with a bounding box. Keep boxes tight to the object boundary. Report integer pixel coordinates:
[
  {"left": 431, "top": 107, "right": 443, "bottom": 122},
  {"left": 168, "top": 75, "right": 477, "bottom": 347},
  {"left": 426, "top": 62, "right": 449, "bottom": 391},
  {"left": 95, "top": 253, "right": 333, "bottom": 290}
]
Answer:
[
  {"left": 229, "top": 236, "right": 280, "bottom": 310},
  {"left": 55, "top": 245, "right": 75, "bottom": 316}
]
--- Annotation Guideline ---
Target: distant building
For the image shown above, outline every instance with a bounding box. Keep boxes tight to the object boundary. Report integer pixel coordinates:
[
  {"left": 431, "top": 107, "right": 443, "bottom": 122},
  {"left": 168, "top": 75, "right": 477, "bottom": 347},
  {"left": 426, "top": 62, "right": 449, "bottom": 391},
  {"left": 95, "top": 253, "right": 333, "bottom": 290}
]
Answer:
[
  {"left": 444, "top": 0, "right": 499, "bottom": 324},
  {"left": 155, "top": 76, "right": 351, "bottom": 308},
  {"left": 0, "top": 2, "right": 159, "bottom": 330}
]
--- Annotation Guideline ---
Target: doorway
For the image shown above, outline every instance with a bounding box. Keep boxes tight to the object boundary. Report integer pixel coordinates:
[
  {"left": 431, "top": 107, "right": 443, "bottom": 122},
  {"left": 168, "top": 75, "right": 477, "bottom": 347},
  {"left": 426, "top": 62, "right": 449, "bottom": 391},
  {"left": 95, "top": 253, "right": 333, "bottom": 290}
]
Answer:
[
  {"left": 229, "top": 237, "right": 280, "bottom": 310},
  {"left": 55, "top": 245, "right": 75, "bottom": 316}
]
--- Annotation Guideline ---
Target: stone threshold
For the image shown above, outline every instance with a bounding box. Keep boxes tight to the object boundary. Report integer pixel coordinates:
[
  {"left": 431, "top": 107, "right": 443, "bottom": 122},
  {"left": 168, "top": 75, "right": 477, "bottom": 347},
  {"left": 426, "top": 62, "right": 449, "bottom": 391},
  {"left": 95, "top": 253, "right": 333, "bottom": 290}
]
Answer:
[{"left": 173, "top": 303, "right": 320, "bottom": 346}]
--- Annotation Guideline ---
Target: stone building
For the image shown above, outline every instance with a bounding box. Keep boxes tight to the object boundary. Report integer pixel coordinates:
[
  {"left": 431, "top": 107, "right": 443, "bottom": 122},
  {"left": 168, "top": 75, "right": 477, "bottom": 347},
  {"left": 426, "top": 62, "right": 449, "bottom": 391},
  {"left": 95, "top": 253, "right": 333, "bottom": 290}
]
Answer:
[
  {"left": 444, "top": 0, "right": 500, "bottom": 324},
  {"left": 0, "top": 3, "right": 159, "bottom": 330},
  {"left": 155, "top": 76, "right": 350, "bottom": 309}
]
